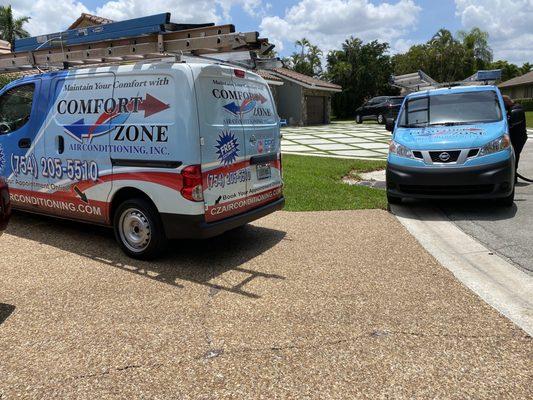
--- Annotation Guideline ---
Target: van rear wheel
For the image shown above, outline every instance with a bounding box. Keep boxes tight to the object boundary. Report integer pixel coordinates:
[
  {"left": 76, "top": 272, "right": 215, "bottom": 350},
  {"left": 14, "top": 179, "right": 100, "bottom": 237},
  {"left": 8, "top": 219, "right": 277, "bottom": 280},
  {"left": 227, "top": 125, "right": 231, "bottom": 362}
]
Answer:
[{"left": 113, "top": 198, "right": 167, "bottom": 260}]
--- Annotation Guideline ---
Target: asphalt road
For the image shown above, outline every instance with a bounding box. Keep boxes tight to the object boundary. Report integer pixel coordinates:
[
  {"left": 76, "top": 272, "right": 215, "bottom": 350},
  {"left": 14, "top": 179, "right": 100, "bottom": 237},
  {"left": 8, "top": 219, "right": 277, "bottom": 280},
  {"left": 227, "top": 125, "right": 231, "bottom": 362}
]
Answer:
[
  {"left": 0, "top": 210, "right": 531, "bottom": 399},
  {"left": 441, "top": 141, "right": 533, "bottom": 273}
]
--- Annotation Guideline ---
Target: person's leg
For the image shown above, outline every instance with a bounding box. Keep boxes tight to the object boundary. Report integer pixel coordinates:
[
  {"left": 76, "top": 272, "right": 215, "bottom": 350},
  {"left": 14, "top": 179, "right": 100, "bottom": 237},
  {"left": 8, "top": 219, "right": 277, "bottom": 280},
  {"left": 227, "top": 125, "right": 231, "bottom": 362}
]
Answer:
[{"left": 512, "top": 143, "right": 520, "bottom": 182}]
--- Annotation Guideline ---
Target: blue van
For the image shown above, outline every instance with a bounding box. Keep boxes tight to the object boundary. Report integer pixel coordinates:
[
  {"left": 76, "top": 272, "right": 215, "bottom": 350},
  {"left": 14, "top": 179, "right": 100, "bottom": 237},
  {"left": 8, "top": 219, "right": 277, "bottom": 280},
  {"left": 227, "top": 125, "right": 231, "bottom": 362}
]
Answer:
[{"left": 386, "top": 85, "right": 515, "bottom": 206}]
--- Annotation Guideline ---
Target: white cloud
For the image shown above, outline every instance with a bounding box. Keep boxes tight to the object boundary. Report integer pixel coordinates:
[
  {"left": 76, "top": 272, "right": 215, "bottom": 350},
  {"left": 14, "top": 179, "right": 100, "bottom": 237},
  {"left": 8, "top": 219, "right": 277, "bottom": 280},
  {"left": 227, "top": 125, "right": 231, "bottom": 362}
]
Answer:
[
  {"left": 11, "top": 0, "right": 90, "bottom": 35},
  {"left": 455, "top": 0, "right": 533, "bottom": 64},
  {"left": 260, "top": 0, "right": 421, "bottom": 55},
  {"left": 8, "top": 0, "right": 264, "bottom": 37}
]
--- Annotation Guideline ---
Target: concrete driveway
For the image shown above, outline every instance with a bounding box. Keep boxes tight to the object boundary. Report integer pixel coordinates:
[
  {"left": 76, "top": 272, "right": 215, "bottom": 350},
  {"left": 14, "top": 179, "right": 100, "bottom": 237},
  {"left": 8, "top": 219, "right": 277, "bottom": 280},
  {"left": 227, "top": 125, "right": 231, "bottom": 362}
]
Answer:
[
  {"left": 1, "top": 210, "right": 531, "bottom": 398},
  {"left": 438, "top": 140, "right": 533, "bottom": 273}
]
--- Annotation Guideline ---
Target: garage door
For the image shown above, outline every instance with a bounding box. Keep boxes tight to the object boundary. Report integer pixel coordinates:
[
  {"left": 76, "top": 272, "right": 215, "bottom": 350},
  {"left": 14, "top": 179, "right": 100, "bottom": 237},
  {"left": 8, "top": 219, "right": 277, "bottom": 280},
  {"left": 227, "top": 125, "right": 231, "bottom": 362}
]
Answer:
[{"left": 306, "top": 96, "right": 325, "bottom": 125}]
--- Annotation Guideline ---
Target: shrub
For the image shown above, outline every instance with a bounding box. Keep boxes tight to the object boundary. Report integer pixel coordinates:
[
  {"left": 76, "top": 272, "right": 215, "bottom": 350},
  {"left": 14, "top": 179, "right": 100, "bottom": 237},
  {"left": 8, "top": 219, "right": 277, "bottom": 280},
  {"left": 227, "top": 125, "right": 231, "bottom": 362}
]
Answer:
[
  {"left": 514, "top": 98, "right": 533, "bottom": 111},
  {"left": 0, "top": 73, "right": 19, "bottom": 89}
]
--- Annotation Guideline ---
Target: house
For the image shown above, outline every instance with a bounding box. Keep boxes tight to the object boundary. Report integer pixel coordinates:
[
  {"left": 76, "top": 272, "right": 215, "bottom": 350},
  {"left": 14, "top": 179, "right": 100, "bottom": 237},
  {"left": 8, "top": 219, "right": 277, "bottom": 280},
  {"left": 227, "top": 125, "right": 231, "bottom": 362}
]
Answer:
[
  {"left": 498, "top": 71, "right": 533, "bottom": 99},
  {"left": 68, "top": 13, "right": 114, "bottom": 30},
  {"left": 266, "top": 68, "right": 341, "bottom": 126}
]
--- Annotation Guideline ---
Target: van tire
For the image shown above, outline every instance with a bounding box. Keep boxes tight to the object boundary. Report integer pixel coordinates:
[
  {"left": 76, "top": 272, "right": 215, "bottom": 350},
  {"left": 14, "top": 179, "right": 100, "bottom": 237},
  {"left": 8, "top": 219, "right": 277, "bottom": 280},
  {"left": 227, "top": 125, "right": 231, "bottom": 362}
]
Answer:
[
  {"left": 377, "top": 114, "right": 384, "bottom": 124},
  {"left": 355, "top": 114, "right": 362, "bottom": 124},
  {"left": 497, "top": 189, "right": 515, "bottom": 207},
  {"left": 387, "top": 193, "right": 402, "bottom": 205},
  {"left": 113, "top": 197, "right": 168, "bottom": 260}
]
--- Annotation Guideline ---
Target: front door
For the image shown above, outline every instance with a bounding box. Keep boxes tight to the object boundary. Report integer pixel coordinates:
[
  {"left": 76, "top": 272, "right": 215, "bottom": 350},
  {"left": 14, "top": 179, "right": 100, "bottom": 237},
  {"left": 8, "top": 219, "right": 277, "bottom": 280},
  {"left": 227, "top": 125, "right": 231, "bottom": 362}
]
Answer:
[{"left": 0, "top": 79, "right": 42, "bottom": 211}]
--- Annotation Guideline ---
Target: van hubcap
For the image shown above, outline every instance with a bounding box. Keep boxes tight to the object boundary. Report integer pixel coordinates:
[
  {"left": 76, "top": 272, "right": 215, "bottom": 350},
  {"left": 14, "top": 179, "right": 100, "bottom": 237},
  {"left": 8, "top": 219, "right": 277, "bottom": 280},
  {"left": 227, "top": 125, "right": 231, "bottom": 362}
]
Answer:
[{"left": 119, "top": 208, "right": 151, "bottom": 252}]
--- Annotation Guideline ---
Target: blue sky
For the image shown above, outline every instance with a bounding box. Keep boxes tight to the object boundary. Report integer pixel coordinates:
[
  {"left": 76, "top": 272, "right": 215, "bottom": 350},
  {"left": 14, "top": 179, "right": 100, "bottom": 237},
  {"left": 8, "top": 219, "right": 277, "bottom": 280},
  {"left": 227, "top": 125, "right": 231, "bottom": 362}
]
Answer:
[{"left": 10, "top": 0, "right": 533, "bottom": 64}]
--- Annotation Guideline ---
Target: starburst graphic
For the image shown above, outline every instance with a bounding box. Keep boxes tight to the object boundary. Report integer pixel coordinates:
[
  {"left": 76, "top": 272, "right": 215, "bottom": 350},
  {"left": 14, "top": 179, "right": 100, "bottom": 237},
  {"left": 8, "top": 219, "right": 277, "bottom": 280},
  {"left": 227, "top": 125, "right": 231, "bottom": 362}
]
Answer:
[{"left": 215, "top": 131, "right": 240, "bottom": 165}]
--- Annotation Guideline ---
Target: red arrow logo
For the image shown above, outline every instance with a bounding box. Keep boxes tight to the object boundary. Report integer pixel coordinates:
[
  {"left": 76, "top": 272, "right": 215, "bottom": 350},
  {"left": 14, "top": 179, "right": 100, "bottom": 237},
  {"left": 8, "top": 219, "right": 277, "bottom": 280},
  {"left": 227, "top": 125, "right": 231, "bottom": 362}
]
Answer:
[{"left": 139, "top": 94, "right": 170, "bottom": 118}]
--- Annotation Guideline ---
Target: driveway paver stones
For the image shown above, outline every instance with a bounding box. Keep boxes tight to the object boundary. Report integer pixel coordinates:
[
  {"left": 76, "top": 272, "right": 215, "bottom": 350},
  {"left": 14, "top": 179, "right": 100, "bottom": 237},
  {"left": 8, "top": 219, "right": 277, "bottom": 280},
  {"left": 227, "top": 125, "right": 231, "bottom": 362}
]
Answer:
[
  {"left": 282, "top": 122, "right": 391, "bottom": 159},
  {"left": 0, "top": 210, "right": 531, "bottom": 399}
]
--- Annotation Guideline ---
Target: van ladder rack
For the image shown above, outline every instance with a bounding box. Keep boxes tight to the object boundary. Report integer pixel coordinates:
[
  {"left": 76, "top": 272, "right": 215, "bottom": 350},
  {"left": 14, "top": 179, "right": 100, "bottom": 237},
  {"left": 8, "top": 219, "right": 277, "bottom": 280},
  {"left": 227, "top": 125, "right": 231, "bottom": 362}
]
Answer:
[{"left": 0, "top": 13, "right": 275, "bottom": 74}]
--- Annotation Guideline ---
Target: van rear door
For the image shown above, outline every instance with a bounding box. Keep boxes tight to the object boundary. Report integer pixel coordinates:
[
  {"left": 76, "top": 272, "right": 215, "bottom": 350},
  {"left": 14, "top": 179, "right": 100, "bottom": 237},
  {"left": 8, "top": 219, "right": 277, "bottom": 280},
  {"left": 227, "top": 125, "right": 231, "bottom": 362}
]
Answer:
[
  {"left": 232, "top": 69, "right": 282, "bottom": 209},
  {"left": 194, "top": 65, "right": 248, "bottom": 222}
]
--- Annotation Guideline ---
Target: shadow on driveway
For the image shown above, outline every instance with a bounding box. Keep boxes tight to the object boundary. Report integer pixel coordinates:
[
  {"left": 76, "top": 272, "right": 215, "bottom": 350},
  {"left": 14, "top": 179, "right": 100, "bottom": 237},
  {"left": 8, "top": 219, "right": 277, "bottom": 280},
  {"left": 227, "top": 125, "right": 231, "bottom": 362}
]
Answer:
[
  {"left": 397, "top": 198, "right": 519, "bottom": 222},
  {"left": 6, "top": 212, "right": 287, "bottom": 299}
]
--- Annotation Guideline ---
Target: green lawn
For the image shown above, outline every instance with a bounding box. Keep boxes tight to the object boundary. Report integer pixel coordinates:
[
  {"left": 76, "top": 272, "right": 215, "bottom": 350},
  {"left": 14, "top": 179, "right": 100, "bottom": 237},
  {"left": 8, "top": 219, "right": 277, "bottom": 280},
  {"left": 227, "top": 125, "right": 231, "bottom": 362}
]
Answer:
[
  {"left": 282, "top": 154, "right": 387, "bottom": 211},
  {"left": 526, "top": 111, "right": 533, "bottom": 129}
]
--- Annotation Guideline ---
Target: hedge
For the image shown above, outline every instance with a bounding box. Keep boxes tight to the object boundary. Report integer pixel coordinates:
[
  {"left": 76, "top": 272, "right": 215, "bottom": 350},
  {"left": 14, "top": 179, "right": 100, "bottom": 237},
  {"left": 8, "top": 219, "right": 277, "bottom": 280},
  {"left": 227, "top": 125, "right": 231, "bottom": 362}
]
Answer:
[{"left": 513, "top": 98, "right": 533, "bottom": 112}]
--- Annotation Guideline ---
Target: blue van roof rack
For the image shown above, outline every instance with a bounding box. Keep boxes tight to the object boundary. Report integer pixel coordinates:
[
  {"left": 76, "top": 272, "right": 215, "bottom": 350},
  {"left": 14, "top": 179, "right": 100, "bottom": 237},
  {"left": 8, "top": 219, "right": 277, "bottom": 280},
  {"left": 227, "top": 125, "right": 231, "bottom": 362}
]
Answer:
[
  {"left": 391, "top": 69, "right": 503, "bottom": 93},
  {"left": 0, "top": 13, "right": 277, "bottom": 73}
]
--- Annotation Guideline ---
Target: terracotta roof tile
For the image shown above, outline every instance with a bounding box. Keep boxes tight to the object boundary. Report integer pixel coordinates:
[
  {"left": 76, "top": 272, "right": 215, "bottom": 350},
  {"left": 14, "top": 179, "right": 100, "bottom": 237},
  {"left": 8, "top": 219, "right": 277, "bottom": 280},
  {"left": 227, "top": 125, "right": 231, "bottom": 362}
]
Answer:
[
  {"left": 254, "top": 70, "right": 283, "bottom": 82},
  {"left": 498, "top": 71, "right": 533, "bottom": 88},
  {"left": 269, "top": 67, "right": 342, "bottom": 91},
  {"left": 68, "top": 13, "right": 114, "bottom": 30}
]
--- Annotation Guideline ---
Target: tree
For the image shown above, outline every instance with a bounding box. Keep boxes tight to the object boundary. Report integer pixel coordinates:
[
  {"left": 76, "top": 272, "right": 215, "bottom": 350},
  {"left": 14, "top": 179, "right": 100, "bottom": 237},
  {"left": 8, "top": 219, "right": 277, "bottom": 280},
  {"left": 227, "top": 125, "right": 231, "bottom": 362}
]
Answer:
[
  {"left": 458, "top": 27, "right": 493, "bottom": 71},
  {"left": 519, "top": 62, "right": 532, "bottom": 75},
  {"left": 393, "top": 27, "right": 494, "bottom": 83},
  {"left": 0, "top": 5, "right": 30, "bottom": 44},
  {"left": 284, "top": 38, "right": 323, "bottom": 77},
  {"left": 325, "top": 37, "right": 398, "bottom": 118}
]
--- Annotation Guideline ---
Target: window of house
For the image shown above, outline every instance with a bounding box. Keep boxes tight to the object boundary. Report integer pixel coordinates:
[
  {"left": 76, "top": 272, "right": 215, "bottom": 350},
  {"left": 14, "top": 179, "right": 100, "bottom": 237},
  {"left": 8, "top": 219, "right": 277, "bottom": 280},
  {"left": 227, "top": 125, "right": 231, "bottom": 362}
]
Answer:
[{"left": 0, "top": 84, "right": 35, "bottom": 135}]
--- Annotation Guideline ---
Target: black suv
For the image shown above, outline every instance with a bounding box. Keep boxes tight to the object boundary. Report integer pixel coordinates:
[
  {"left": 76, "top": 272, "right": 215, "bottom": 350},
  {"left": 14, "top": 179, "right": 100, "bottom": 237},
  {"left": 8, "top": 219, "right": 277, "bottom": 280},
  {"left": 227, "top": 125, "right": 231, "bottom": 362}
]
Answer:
[{"left": 355, "top": 96, "right": 404, "bottom": 124}]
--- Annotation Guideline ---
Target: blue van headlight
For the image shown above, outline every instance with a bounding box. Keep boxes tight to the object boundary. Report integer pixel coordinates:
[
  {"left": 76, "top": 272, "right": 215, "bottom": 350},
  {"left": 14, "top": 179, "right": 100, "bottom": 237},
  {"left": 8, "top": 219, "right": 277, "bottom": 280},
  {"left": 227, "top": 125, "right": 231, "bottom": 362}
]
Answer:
[
  {"left": 389, "top": 140, "right": 414, "bottom": 159},
  {"left": 478, "top": 134, "right": 511, "bottom": 157}
]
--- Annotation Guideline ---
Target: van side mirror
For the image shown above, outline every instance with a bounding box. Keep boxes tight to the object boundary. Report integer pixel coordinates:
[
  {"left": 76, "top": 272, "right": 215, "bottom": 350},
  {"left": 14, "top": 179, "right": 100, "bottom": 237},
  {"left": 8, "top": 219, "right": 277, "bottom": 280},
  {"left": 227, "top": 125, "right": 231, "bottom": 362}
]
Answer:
[
  {"left": 385, "top": 118, "right": 395, "bottom": 132},
  {"left": 508, "top": 106, "right": 525, "bottom": 128}
]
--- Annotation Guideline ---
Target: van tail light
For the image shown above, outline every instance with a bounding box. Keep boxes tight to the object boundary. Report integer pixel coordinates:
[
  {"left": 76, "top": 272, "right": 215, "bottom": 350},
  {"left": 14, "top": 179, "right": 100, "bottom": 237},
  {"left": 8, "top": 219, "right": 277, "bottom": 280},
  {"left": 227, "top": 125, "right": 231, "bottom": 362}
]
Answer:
[
  {"left": 181, "top": 165, "right": 204, "bottom": 202},
  {"left": 279, "top": 153, "right": 283, "bottom": 178},
  {"left": 234, "top": 69, "right": 245, "bottom": 78}
]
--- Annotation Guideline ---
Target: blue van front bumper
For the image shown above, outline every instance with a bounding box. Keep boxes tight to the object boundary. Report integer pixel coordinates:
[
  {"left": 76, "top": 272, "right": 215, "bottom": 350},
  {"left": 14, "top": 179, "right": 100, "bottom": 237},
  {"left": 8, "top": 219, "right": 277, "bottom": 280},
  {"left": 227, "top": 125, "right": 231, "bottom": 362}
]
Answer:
[{"left": 386, "top": 158, "right": 515, "bottom": 199}]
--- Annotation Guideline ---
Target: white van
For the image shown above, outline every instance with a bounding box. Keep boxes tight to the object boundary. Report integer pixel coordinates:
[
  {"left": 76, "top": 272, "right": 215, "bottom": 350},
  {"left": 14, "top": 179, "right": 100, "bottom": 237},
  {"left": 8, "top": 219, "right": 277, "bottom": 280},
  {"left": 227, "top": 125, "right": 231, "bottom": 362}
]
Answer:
[{"left": 0, "top": 62, "right": 284, "bottom": 258}]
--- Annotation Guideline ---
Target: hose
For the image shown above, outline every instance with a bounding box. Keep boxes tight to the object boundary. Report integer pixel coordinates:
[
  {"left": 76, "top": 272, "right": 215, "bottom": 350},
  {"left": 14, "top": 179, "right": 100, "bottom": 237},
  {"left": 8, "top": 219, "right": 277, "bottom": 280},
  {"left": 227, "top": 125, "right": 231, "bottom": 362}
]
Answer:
[{"left": 517, "top": 172, "right": 533, "bottom": 183}]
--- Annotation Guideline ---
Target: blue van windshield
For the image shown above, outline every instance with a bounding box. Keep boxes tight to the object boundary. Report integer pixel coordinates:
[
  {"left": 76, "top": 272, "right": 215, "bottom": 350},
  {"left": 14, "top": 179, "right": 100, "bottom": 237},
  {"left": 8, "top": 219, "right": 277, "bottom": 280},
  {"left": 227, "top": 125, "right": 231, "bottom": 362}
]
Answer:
[{"left": 398, "top": 90, "right": 502, "bottom": 127}]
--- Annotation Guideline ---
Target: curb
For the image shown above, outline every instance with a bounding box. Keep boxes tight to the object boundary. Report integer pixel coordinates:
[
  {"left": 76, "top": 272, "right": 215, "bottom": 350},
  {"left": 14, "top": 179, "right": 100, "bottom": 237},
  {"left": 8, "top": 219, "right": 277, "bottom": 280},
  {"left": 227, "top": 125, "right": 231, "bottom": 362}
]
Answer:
[{"left": 391, "top": 204, "right": 533, "bottom": 337}]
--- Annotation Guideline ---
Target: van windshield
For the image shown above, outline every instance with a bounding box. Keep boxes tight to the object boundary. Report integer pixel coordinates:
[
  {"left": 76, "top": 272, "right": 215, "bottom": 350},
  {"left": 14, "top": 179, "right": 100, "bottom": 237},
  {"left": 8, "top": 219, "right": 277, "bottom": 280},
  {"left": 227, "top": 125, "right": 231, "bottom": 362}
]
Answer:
[{"left": 398, "top": 90, "right": 502, "bottom": 127}]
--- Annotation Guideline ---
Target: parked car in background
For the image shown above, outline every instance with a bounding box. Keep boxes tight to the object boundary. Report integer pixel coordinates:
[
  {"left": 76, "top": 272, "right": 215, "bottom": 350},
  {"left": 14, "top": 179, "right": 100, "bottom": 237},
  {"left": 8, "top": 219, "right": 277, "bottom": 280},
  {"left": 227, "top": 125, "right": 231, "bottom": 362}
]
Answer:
[
  {"left": 0, "top": 179, "right": 11, "bottom": 235},
  {"left": 355, "top": 96, "right": 404, "bottom": 125}
]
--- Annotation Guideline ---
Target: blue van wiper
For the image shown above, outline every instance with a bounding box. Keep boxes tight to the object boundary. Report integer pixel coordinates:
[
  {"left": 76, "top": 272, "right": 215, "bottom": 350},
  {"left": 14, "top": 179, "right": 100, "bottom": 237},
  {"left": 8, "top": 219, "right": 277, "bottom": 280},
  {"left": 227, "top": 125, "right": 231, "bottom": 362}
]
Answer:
[
  {"left": 400, "top": 123, "right": 426, "bottom": 128},
  {"left": 428, "top": 122, "right": 467, "bottom": 126}
]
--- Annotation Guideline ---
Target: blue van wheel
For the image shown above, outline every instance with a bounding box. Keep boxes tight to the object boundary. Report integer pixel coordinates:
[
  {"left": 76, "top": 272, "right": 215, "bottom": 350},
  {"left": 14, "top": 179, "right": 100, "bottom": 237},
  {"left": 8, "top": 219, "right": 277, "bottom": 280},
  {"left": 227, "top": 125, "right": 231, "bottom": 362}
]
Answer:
[
  {"left": 387, "top": 193, "right": 402, "bottom": 205},
  {"left": 497, "top": 189, "right": 515, "bottom": 207}
]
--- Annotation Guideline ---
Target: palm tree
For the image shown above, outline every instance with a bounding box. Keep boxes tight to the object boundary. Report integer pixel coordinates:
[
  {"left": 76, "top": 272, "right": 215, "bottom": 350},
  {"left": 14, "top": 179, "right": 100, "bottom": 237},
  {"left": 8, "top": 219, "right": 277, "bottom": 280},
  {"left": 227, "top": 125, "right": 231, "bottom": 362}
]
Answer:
[{"left": 0, "top": 5, "right": 30, "bottom": 44}]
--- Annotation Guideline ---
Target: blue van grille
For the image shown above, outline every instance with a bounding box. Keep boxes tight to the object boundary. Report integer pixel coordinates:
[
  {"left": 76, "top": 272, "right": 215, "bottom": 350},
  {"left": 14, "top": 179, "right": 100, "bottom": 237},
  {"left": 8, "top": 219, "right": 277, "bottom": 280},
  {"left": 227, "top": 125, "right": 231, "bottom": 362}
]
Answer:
[{"left": 429, "top": 150, "right": 461, "bottom": 163}]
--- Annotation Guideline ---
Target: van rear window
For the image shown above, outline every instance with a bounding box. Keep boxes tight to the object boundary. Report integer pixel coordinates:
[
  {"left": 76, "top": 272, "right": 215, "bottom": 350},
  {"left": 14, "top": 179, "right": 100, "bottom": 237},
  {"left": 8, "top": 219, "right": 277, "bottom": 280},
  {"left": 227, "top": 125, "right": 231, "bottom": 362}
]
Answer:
[{"left": 398, "top": 91, "right": 502, "bottom": 127}]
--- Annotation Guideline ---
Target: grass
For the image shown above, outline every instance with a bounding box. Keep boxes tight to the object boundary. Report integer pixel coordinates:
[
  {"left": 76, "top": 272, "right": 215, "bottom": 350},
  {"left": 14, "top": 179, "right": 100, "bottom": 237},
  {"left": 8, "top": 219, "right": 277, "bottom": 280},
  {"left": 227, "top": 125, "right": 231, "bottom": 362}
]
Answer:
[
  {"left": 526, "top": 111, "right": 533, "bottom": 129},
  {"left": 282, "top": 154, "right": 387, "bottom": 211}
]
